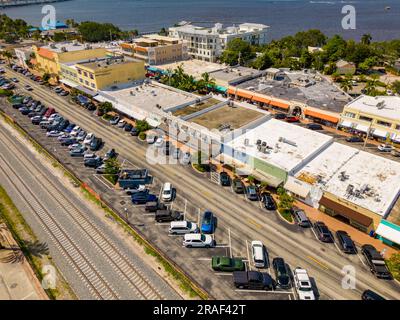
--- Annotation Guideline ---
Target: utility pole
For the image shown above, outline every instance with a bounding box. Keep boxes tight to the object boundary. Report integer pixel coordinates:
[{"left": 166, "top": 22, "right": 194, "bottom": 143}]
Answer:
[
  {"left": 238, "top": 51, "right": 241, "bottom": 66},
  {"left": 363, "top": 123, "right": 372, "bottom": 149}
]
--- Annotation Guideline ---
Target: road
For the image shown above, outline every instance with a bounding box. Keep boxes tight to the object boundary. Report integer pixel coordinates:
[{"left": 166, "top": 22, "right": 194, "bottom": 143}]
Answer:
[
  {"left": 5, "top": 69, "right": 400, "bottom": 300},
  {"left": 0, "top": 117, "right": 180, "bottom": 300}
]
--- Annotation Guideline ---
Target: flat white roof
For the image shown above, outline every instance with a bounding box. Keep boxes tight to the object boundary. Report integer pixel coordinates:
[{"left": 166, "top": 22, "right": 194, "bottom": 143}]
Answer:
[
  {"left": 296, "top": 142, "right": 400, "bottom": 217},
  {"left": 41, "top": 41, "right": 109, "bottom": 53},
  {"left": 226, "top": 118, "right": 333, "bottom": 173},
  {"left": 345, "top": 95, "right": 400, "bottom": 120},
  {"left": 375, "top": 220, "right": 400, "bottom": 245},
  {"left": 155, "top": 60, "right": 225, "bottom": 79}
]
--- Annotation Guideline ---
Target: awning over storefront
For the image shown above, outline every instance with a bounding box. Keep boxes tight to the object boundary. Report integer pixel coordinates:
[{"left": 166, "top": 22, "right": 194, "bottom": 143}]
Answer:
[
  {"left": 253, "top": 169, "right": 284, "bottom": 188},
  {"left": 304, "top": 107, "right": 339, "bottom": 123},
  {"left": 339, "top": 120, "right": 353, "bottom": 128},
  {"left": 354, "top": 123, "right": 369, "bottom": 133},
  {"left": 76, "top": 85, "right": 98, "bottom": 97},
  {"left": 392, "top": 134, "right": 400, "bottom": 143},
  {"left": 227, "top": 88, "right": 253, "bottom": 100},
  {"left": 269, "top": 100, "right": 289, "bottom": 110},
  {"left": 372, "top": 129, "right": 388, "bottom": 139},
  {"left": 252, "top": 95, "right": 271, "bottom": 104},
  {"left": 375, "top": 220, "right": 400, "bottom": 245},
  {"left": 284, "top": 177, "right": 312, "bottom": 199},
  {"left": 60, "top": 78, "right": 78, "bottom": 88}
]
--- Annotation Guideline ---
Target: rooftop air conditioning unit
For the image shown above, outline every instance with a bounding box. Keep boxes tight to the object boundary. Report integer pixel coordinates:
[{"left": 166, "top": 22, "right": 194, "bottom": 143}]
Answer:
[
  {"left": 256, "top": 139, "right": 261, "bottom": 145},
  {"left": 244, "top": 138, "right": 249, "bottom": 146}
]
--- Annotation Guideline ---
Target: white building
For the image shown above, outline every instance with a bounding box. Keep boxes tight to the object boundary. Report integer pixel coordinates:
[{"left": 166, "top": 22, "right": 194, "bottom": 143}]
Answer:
[
  {"left": 14, "top": 46, "right": 33, "bottom": 68},
  {"left": 168, "top": 22, "right": 269, "bottom": 62}
]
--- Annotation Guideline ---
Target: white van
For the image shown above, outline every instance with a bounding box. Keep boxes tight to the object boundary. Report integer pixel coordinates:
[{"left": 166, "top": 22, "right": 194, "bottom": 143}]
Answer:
[
  {"left": 251, "top": 240, "right": 267, "bottom": 268},
  {"left": 169, "top": 221, "right": 198, "bottom": 235},
  {"left": 162, "top": 182, "right": 173, "bottom": 202}
]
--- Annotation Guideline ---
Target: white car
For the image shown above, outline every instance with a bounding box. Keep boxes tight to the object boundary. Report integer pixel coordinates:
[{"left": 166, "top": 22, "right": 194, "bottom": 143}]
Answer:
[
  {"left": 377, "top": 144, "right": 393, "bottom": 152},
  {"left": 46, "top": 130, "right": 62, "bottom": 137},
  {"left": 293, "top": 268, "right": 315, "bottom": 300},
  {"left": 117, "top": 120, "right": 126, "bottom": 128},
  {"left": 251, "top": 240, "right": 267, "bottom": 268},
  {"left": 183, "top": 233, "right": 214, "bottom": 248},
  {"left": 83, "top": 132, "right": 95, "bottom": 145},
  {"left": 47, "top": 113, "right": 60, "bottom": 122},
  {"left": 83, "top": 153, "right": 96, "bottom": 159},
  {"left": 169, "top": 221, "right": 198, "bottom": 235},
  {"left": 161, "top": 182, "right": 173, "bottom": 202},
  {"left": 68, "top": 143, "right": 82, "bottom": 150},
  {"left": 146, "top": 134, "right": 157, "bottom": 144},
  {"left": 70, "top": 126, "right": 81, "bottom": 137},
  {"left": 180, "top": 152, "right": 191, "bottom": 165},
  {"left": 57, "top": 133, "right": 70, "bottom": 141},
  {"left": 154, "top": 137, "right": 164, "bottom": 148}
]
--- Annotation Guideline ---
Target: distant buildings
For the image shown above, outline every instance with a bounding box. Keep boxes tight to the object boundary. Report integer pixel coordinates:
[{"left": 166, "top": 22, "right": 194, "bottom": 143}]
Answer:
[
  {"left": 335, "top": 59, "right": 356, "bottom": 75},
  {"left": 339, "top": 95, "right": 400, "bottom": 142},
  {"left": 168, "top": 22, "right": 269, "bottom": 62},
  {"left": 120, "top": 34, "right": 188, "bottom": 65}
]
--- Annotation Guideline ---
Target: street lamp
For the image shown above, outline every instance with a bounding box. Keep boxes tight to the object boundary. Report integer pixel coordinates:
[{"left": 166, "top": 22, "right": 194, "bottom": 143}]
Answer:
[{"left": 124, "top": 207, "right": 129, "bottom": 223}]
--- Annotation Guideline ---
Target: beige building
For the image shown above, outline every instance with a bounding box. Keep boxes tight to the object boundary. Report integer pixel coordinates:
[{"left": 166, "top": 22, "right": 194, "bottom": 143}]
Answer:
[
  {"left": 120, "top": 34, "right": 188, "bottom": 65},
  {"left": 339, "top": 95, "right": 400, "bottom": 142},
  {"left": 336, "top": 59, "right": 356, "bottom": 75}
]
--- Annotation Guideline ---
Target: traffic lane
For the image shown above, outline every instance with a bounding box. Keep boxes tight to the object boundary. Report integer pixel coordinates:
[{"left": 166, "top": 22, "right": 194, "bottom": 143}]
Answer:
[{"left": 6, "top": 71, "right": 400, "bottom": 300}]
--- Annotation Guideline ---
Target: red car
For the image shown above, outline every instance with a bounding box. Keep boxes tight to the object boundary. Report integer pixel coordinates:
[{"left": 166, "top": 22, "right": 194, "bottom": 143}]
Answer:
[{"left": 285, "top": 116, "right": 300, "bottom": 123}]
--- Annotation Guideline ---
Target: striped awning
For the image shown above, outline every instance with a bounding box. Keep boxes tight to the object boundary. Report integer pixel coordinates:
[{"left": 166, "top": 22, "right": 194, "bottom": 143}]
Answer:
[
  {"left": 392, "top": 134, "right": 400, "bottom": 143},
  {"left": 372, "top": 129, "right": 388, "bottom": 139},
  {"left": 355, "top": 123, "right": 369, "bottom": 133},
  {"left": 339, "top": 120, "right": 353, "bottom": 128}
]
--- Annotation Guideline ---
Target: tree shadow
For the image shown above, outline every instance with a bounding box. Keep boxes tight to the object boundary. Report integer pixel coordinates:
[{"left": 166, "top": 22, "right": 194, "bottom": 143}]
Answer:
[{"left": 0, "top": 240, "right": 49, "bottom": 264}]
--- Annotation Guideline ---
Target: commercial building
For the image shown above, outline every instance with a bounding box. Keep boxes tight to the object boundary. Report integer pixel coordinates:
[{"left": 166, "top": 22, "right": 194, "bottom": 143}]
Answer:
[
  {"left": 295, "top": 142, "right": 400, "bottom": 233},
  {"left": 32, "top": 42, "right": 109, "bottom": 78},
  {"left": 339, "top": 95, "right": 400, "bottom": 142},
  {"left": 228, "top": 69, "right": 352, "bottom": 126},
  {"left": 14, "top": 46, "right": 33, "bottom": 68},
  {"left": 120, "top": 34, "right": 188, "bottom": 65},
  {"left": 222, "top": 118, "right": 333, "bottom": 187},
  {"left": 335, "top": 60, "right": 356, "bottom": 75},
  {"left": 168, "top": 22, "right": 269, "bottom": 62}
]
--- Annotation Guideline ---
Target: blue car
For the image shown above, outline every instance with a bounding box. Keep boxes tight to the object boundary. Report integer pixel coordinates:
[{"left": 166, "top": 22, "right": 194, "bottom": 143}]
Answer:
[
  {"left": 64, "top": 123, "right": 76, "bottom": 133},
  {"left": 201, "top": 211, "right": 215, "bottom": 234},
  {"left": 131, "top": 190, "right": 157, "bottom": 205}
]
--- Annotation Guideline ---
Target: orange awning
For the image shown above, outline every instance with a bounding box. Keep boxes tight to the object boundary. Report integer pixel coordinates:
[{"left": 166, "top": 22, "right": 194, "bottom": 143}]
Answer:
[
  {"left": 269, "top": 100, "right": 289, "bottom": 110},
  {"left": 304, "top": 109, "right": 339, "bottom": 123},
  {"left": 252, "top": 95, "right": 271, "bottom": 104},
  {"left": 228, "top": 88, "right": 253, "bottom": 100}
]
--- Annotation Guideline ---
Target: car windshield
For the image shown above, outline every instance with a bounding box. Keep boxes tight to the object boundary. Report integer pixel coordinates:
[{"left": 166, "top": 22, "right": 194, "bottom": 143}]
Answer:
[{"left": 200, "top": 235, "right": 206, "bottom": 242}]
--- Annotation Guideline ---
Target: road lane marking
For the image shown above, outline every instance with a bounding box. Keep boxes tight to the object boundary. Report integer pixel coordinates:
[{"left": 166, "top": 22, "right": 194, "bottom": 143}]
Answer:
[
  {"left": 246, "top": 218, "right": 262, "bottom": 229},
  {"left": 307, "top": 255, "right": 329, "bottom": 270},
  {"left": 196, "top": 258, "right": 212, "bottom": 261}
]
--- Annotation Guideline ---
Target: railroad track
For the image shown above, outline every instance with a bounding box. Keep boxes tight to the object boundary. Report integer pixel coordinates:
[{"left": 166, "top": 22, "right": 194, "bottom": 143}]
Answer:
[{"left": 0, "top": 126, "right": 165, "bottom": 300}]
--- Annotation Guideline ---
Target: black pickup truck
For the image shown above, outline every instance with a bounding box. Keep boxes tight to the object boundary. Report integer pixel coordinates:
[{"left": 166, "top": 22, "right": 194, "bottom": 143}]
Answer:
[
  {"left": 361, "top": 244, "right": 392, "bottom": 279},
  {"left": 155, "top": 209, "right": 183, "bottom": 223},
  {"left": 233, "top": 271, "right": 273, "bottom": 290}
]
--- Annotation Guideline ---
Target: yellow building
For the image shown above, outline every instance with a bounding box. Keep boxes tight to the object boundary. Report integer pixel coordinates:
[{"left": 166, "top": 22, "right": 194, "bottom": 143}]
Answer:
[
  {"left": 339, "top": 95, "right": 400, "bottom": 142},
  {"left": 74, "top": 57, "right": 145, "bottom": 91},
  {"left": 32, "top": 42, "right": 108, "bottom": 78}
]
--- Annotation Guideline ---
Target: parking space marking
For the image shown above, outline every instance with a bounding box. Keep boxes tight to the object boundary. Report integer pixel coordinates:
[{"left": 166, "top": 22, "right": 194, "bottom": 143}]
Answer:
[
  {"left": 214, "top": 273, "right": 233, "bottom": 276},
  {"left": 228, "top": 228, "right": 232, "bottom": 258},
  {"left": 307, "top": 255, "right": 329, "bottom": 270},
  {"left": 310, "top": 226, "right": 319, "bottom": 241},
  {"left": 196, "top": 258, "right": 212, "bottom": 261},
  {"left": 92, "top": 174, "right": 114, "bottom": 190},
  {"left": 245, "top": 240, "right": 252, "bottom": 271},
  {"left": 357, "top": 253, "right": 367, "bottom": 267},
  {"left": 333, "top": 242, "right": 342, "bottom": 254},
  {"left": 246, "top": 218, "right": 262, "bottom": 229}
]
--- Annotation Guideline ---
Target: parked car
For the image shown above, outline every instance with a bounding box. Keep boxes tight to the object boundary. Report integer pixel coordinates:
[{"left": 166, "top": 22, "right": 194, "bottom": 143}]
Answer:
[
  {"left": 274, "top": 113, "right": 287, "bottom": 120},
  {"left": 131, "top": 190, "right": 156, "bottom": 205},
  {"left": 291, "top": 208, "right": 311, "bottom": 228},
  {"left": 378, "top": 144, "right": 393, "bottom": 152},
  {"left": 346, "top": 136, "right": 364, "bottom": 143},
  {"left": 19, "top": 107, "right": 30, "bottom": 115},
  {"left": 233, "top": 271, "right": 273, "bottom": 290},
  {"left": 154, "top": 137, "right": 164, "bottom": 148},
  {"left": 361, "top": 290, "right": 385, "bottom": 300},
  {"left": 336, "top": 230, "right": 357, "bottom": 254},
  {"left": 95, "top": 164, "right": 106, "bottom": 174},
  {"left": 232, "top": 178, "right": 244, "bottom": 194},
  {"left": 76, "top": 130, "right": 87, "bottom": 142},
  {"left": 211, "top": 256, "right": 245, "bottom": 272},
  {"left": 124, "top": 123, "right": 133, "bottom": 132},
  {"left": 219, "top": 172, "right": 231, "bottom": 186},
  {"left": 306, "top": 123, "right": 323, "bottom": 130},
  {"left": 361, "top": 244, "right": 392, "bottom": 279},
  {"left": 251, "top": 240, "right": 267, "bottom": 268},
  {"left": 272, "top": 257, "right": 291, "bottom": 289},
  {"left": 286, "top": 116, "right": 300, "bottom": 123},
  {"left": 261, "top": 192, "right": 276, "bottom": 210},
  {"left": 68, "top": 143, "right": 84, "bottom": 150},
  {"left": 84, "top": 156, "right": 103, "bottom": 168},
  {"left": 60, "top": 137, "right": 77, "bottom": 146},
  {"left": 293, "top": 268, "right": 315, "bottom": 300},
  {"left": 110, "top": 116, "right": 120, "bottom": 125},
  {"left": 130, "top": 127, "right": 139, "bottom": 136},
  {"left": 31, "top": 116, "right": 42, "bottom": 125},
  {"left": 155, "top": 209, "right": 183, "bottom": 223},
  {"left": 168, "top": 221, "right": 198, "bottom": 235},
  {"left": 46, "top": 130, "right": 62, "bottom": 137},
  {"left": 246, "top": 185, "right": 259, "bottom": 201},
  {"left": 24, "top": 84, "right": 33, "bottom": 91},
  {"left": 70, "top": 125, "right": 82, "bottom": 137},
  {"left": 90, "top": 137, "right": 102, "bottom": 151},
  {"left": 200, "top": 211, "right": 215, "bottom": 234},
  {"left": 117, "top": 119, "right": 126, "bottom": 128},
  {"left": 84, "top": 132, "right": 95, "bottom": 145},
  {"left": 314, "top": 221, "right": 333, "bottom": 243},
  {"left": 64, "top": 123, "right": 76, "bottom": 133},
  {"left": 391, "top": 149, "right": 400, "bottom": 157},
  {"left": 161, "top": 182, "right": 173, "bottom": 202},
  {"left": 104, "top": 148, "right": 117, "bottom": 160},
  {"left": 69, "top": 147, "right": 86, "bottom": 157},
  {"left": 183, "top": 233, "right": 214, "bottom": 248},
  {"left": 54, "top": 87, "right": 63, "bottom": 94},
  {"left": 145, "top": 201, "right": 163, "bottom": 213},
  {"left": 60, "top": 90, "right": 69, "bottom": 96},
  {"left": 146, "top": 134, "right": 157, "bottom": 144}
]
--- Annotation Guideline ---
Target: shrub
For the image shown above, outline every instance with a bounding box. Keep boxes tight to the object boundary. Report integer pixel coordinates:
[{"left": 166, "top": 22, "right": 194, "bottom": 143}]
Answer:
[
  {"left": 138, "top": 132, "right": 146, "bottom": 140},
  {"left": 135, "top": 120, "right": 151, "bottom": 133},
  {"left": 0, "top": 89, "right": 13, "bottom": 97}
]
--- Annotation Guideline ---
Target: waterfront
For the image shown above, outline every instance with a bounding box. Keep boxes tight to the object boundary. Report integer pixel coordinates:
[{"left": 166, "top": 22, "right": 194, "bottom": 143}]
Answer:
[{"left": 1, "top": 0, "right": 399, "bottom": 41}]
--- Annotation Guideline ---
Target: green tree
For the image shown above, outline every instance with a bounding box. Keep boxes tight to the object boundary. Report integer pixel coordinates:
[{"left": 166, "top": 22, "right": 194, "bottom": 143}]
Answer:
[
  {"left": 1, "top": 50, "right": 13, "bottom": 65},
  {"left": 104, "top": 158, "right": 120, "bottom": 185},
  {"left": 197, "top": 72, "right": 216, "bottom": 93},
  {"left": 365, "top": 74, "right": 380, "bottom": 95},
  {"left": 78, "top": 21, "right": 121, "bottom": 42},
  {"left": 391, "top": 80, "right": 400, "bottom": 94},
  {"left": 252, "top": 52, "right": 273, "bottom": 70},
  {"left": 98, "top": 101, "right": 113, "bottom": 114},
  {"left": 42, "top": 73, "right": 50, "bottom": 82},
  {"left": 53, "top": 32, "right": 66, "bottom": 42},
  {"left": 361, "top": 33, "right": 372, "bottom": 45},
  {"left": 135, "top": 120, "right": 151, "bottom": 133},
  {"left": 220, "top": 38, "right": 255, "bottom": 66},
  {"left": 387, "top": 253, "right": 400, "bottom": 281},
  {"left": 339, "top": 74, "right": 354, "bottom": 93}
]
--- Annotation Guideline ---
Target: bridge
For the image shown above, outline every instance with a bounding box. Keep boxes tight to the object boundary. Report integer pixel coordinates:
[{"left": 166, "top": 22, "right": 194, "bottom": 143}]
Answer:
[{"left": 0, "top": 0, "right": 70, "bottom": 7}]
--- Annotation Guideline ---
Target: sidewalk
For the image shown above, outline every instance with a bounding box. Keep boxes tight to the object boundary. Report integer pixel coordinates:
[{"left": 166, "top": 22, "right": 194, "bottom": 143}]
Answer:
[{"left": 294, "top": 201, "right": 398, "bottom": 258}]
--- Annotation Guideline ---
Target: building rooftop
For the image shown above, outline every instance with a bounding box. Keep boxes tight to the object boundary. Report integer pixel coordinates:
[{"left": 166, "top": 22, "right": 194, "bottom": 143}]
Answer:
[
  {"left": 155, "top": 59, "right": 225, "bottom": 79},
  {"left": 296, "top": 142, "right": 400, "bottom": 217},
  {"left": 169, "top": 22, "right": 269, "bottom": 36},
  {"left": 343, "top": 95, "right": 400, "bottom": 120},
  {"left": 76, "top": 56, "right": 141, "bottom": 71},
  {"left": 236, "top": 70, "right": 352, "bottom": 113},
  {"left": 40, "top": 41, "right": 110, "bottom": 53},
  {"left": 226, "top": 118, "right": 333, "bottom": 174},
  {"left": 209, "top": 66, "right": 265, "bottom": 85}
]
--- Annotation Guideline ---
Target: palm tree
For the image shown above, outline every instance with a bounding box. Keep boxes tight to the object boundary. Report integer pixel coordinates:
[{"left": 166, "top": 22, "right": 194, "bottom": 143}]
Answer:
[
  {"left": 339, "top": 74, "right": 354, "bottom": 93},
  {"left": 365, "top": 74, "right": 379, "bottom": 95},
  {"left": 1, "top": 50, "right": 13, "bottom": 65},
  {"left": 198, "top": 72, "right": 216, "bottom": 93},
  {"left": 361, "top": 33, "right": 372, "bottom": 45}
]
